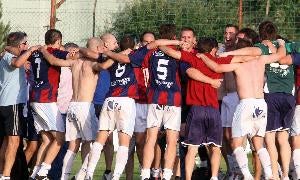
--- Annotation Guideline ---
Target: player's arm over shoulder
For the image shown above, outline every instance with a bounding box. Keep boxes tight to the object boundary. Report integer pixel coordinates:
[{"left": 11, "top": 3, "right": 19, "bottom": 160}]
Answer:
[
  {"left": 11, "top": 45, "right": 41, "bottom": 68},
  {"left": 40, "top": 46, "right": 76, "bottom": 67}
]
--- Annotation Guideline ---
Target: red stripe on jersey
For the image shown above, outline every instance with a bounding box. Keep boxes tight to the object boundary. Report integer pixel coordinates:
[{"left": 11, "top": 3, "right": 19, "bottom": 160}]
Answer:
[
  {"left": 147, "top": 89, "right": 154, "bottom": 104},
  {"left": 173, "top": 92, "right": 181, "bottom": 107},
  {"left": 47, "top": 66, "right": 60, "bottom": 102},
  {"left": 157, "top": 91, "right": 168, "bottom": 105},
  {"left": 111, "top": 87, "right": 123, "bottom": 97}
]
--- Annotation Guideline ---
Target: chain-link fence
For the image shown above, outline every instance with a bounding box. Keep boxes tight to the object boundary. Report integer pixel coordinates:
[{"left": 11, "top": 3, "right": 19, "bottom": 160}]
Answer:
[{"left": 2, "top": 0, "right": 299, "bottom": 47}]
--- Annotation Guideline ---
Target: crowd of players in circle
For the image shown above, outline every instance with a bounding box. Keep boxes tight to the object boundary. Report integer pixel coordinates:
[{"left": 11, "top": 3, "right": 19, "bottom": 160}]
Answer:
[{"left": 0, "top": 20, "right": 300, "bottom": 180}]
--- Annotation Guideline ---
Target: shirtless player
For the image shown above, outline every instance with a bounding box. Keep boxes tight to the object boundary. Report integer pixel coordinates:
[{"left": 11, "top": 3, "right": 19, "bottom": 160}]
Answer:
[{"left": 197, "top": 39, "right": 287, "bottom": 180}]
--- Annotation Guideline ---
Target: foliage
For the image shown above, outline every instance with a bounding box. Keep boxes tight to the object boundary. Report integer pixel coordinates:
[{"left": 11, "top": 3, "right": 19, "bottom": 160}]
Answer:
[{"left": 106, "top": 0, "right": 299, "bottom": 42}]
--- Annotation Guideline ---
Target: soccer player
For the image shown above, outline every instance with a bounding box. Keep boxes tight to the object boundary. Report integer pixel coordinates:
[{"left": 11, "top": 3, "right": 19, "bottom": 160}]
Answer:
[
  {"left": 22, "top": 29, "right": 78, "bottom": 179},
  {"left": 57, "top": 37, "right": 112, "bottom": 180},
  {"left": 198, "top": 38, "right": 287, "bottom": 180},
  {"left": 220, "top": 21, "right": 295, "bottom": 179},
  {"left": 159, "top": 37, "right": 235, "bottom": 180}
]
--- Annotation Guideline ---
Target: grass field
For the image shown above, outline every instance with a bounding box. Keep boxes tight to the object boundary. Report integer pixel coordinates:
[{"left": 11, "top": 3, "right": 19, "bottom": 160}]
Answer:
[{"left": 70, "top": 153, "right": 254, "bottom": 179}]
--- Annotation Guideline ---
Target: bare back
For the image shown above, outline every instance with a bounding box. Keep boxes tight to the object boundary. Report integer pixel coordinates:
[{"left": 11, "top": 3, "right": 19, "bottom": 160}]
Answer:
[
  {"left": 234, "top": 58, "right": 265, "bottom": 99},
  {"left": 71, "top": 58, "right": 99, "bottom": 102}
]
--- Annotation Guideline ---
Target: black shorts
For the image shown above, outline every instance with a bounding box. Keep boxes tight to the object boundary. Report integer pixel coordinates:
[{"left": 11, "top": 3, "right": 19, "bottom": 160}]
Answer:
[{"left": 0, "top": 104, "right": 24, "bottom": 136}]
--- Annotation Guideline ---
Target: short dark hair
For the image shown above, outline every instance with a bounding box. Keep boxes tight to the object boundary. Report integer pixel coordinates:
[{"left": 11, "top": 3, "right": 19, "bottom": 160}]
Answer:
[
  {"left": 120, "top": 35, "right": 135, "bottom": 50},
  {"left": 238, "top": 28, "right": 259, "bottom": 44},
  {"left": 6, "top": 31, "right": 27, "bottom": 47},
  {"left": 225, "top": 24, "right": 239, "bottom": 32},
  {"left": 159, "top": 24, "right": 176, "bottom": 40},
  {"left": 180, "top": 27, "right": 196, "bottom": 37},
  {"left": 45, "top": 29, "right": 62, "bottom": 45},
  {"left": 140, "top": 31, "right": 155, "bottom": 42},
  {"left": 64, "top": 42, "right": 79, "bottom": 49},
  {"left": 259, "top": 21, "right": 277, "bottom": 41},
  {"left": 197, "top": 37, "right": 218, "bottom": 53},
  {"left": 235, "top": 38, "right": 253, "bottom": 49}
]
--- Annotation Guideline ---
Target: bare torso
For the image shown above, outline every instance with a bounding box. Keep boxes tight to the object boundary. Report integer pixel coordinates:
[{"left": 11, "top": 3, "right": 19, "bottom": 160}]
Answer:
[
  {"left": 71, "top": 59, "right": 98, "bottom": 102},
  {"left": 234, "top": 58, "right": 265, "bottom": 99}
]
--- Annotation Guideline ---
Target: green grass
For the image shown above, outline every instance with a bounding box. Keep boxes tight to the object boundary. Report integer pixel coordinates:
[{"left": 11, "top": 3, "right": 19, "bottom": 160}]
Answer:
[{"left": 70, "top": 152, "right": 254, "bottom": 179}]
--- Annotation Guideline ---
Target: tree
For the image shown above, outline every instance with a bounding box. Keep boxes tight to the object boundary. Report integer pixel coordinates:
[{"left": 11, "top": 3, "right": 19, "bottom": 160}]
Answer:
[
  {"left": 0, "top": 0, "right": 10, "bottom": 51},
  {"left": 106, "top": 0, "right": 299, "bottom": 42}
]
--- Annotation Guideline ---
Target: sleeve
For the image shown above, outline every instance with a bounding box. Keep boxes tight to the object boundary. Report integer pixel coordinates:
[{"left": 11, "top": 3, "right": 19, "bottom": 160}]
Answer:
[
  {"left": 5, "top": 53, "right": 16, "bottom": 66},
  {"left": 53, "top": 50, "right": 68, "bottom": 60},
  {"left": 292, "top": 53, "right": 300, "bottom": 66},
  {"left": 129, "top": 46, "right": 149, "bottom": 66},
  {"left": 218, "top": 55, "right": 233, "bottom": 64},
  {"left": 141, "top": 50, "right": 153, "bottom": 68},
  {"left": 254, "top": 43, "right": 270, "bottom": 55},
  {"left": 179, "top": 61, "right": 191, "bottom": 76},
  {"left": 180, "top": 51, "right": 196, "bottom": 65}
]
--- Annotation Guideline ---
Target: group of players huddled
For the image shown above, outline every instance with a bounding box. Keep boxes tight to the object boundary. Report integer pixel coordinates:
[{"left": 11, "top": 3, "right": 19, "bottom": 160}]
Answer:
[{"left": 0, "top": 20, "right": 300, "bottom": 180}]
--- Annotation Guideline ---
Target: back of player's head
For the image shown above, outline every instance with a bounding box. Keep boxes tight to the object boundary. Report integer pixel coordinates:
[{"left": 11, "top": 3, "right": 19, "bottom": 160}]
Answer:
[
  {"left": 64, "top": 42, "right": 79, "bottom": 49},
  {"left": 7, "top": 31, "right": 27, "bottom": 47},
  {"left": 45, "top": 29, "right": 62, "bottom": 45},
  {"left": 238, "top": 28, "right": 259, "bottom": 44},
  {"left": 159, "top": 24, "right": 176, "bottom": 40},
  {"left": 259, "top": 21, "right": 277, "bottom": 41},
  {"left": 235, "top": 38, "right": 253, "bottom": 49},
  {"left": 197, "top": 37, "right": 218, "bottom": 53},
  {"left": 120, "top": 35, "right": 135, "bottom": 51}
]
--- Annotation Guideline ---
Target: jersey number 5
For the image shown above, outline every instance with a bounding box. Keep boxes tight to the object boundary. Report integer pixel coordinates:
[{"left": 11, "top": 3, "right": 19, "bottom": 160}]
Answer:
[{"left": 157, "top": 59, "right": 169, "bottom": 80}]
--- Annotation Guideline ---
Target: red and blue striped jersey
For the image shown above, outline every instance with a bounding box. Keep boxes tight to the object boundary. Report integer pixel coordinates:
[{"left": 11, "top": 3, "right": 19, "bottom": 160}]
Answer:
[
  {"left": 142, "top": 46, "right": 190, "bottom": 107},
  {"left": 107, "top": 47, "right": 150, "bottom": 98},
  {"left": 29, "top": 47, "right": 68, "bottom": 103}
]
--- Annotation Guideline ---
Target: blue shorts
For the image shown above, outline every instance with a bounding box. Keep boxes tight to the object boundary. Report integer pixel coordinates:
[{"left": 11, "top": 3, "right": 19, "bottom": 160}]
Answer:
[
  {"left": 183, "top": 106, "right": 222, "bottom": 147},
  {"left": 265, "top": 93, "right": 296, "bottom": 132}
]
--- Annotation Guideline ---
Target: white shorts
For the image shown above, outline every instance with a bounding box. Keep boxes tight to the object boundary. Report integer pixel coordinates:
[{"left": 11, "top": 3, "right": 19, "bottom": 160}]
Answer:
[
  {"left": 30, "top": 102, "right": 64, "bottom": 133},
  {"left": 65, "top": 102, "right": 98, "bottom": 141},
  {"left": 221, "top": 92, "right": 239, "bottom": 127},
  {"left": 99, "top": 97, "right": 136, "bottom": 137},
  {"left": 232, "top": 98, "right": 267, "bottom": 138},
  {"left": 147, "top": 104, "right": 181, "bottom": 131},
  {"left": 291, "top": 105, "right": 300, "bottom": 136},
  {"left": 134, "top": 103, "right": 148, "bottom": 133}
]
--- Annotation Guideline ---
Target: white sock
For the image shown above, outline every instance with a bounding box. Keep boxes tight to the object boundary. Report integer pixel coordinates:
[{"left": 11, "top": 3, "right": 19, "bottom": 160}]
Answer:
[
  {"left": 30, "top": 165, "right": 41, "bottom": 178},
  {"left": 293, "top": 149, "right": 300, "bottom": 179},
  {"left": 75, "top": 153, "right": 90, "bottom": 180},
  {"left": 257, "top": 148, "right": 273, "bottom": 179},
  {"left": 162, "top": 168, "right": 173, "bottom": 180},
  {"left": 151, "top": 168, "right": 160, "bottom": 178},
  {"left": 233, "top": 147, "right": 252, "bottom": 179},
  {"left": 86, "top": 142, "right": 103, "bottom": 177},
  {"left": 113, "top": 146, "right": 129, "bottom": 179},
  {"left": 141, "top": 168, "right": 150, "bottom": 179},
  {"left": 210, "top": 176, "right": 218, "bottom": 180},
  {"left": 1, "top": 176, "right": 10, "bottom": 180},
  {"left": 61, "top": 150, "right": 76, "bottom": 180},
  {"left": 37, "top": 162, "right": 51, "bottom": 176}
]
